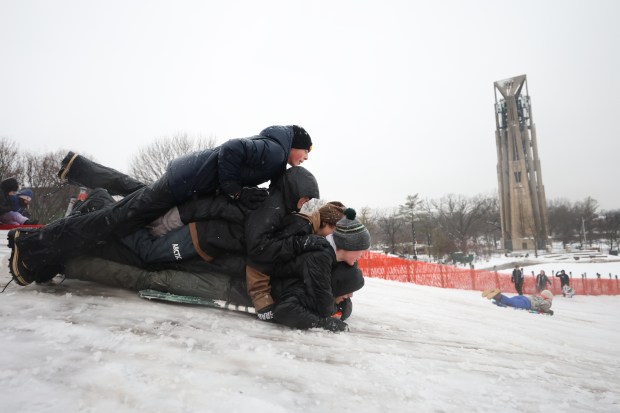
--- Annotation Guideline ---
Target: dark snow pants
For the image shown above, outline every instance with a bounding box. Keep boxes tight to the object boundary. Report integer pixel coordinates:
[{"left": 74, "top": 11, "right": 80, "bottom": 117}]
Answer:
[
  {"left": 64, "top": 153, "right": 145, "bottom": 196},
  {"left": 37, "top": 176, "right": 178, "bottom": 263},
  {"left": 63, "top": 255, "right": 252, "bottom": 307},
  {"left": 514, "top": 281, "right": 523, "bottom": 295},
  {"left": 120, "top": 226, "right": 198, "bottom": 265}
]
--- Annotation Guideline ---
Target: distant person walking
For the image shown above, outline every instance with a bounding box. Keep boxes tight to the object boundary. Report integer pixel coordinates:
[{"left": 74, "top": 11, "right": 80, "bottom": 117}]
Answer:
[
  {"left": 511, "top": 265, "right": 524, "bottom": 295},
  {"left": 555, "top": 270, "right": 570, "bottom": 297},
  {"left": 535, "top": 270, "right": 552, "bottom": 293}
]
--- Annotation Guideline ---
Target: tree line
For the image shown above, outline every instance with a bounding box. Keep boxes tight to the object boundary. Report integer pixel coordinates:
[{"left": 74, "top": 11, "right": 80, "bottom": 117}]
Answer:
[
  {"left": 361, "top": 194, "right": 620, "bottom": 259},
  {"left": 2, "top": 135, "right": 619, "bottom": 257}
]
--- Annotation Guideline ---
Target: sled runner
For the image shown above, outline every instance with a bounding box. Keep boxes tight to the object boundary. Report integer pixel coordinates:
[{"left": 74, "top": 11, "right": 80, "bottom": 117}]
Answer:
[{"left": 138, "top": 289, "right": 256, "bottom": 314}]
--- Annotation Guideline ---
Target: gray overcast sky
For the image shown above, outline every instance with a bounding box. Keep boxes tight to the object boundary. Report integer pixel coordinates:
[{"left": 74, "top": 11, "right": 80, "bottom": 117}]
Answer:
[{"left": 1, "top": 0, "right": 619, "bottom": 210}]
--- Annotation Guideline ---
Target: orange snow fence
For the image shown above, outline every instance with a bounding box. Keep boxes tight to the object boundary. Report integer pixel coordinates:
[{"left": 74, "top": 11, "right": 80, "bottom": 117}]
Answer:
[{"left": 357, "top": 251, "right": 620, "bottom": 296}]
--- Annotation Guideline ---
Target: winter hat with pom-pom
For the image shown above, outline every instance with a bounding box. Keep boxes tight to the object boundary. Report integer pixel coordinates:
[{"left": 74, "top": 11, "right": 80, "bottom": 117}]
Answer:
[{"left": 333, "top": 208, "right": 371, "bottom": 251}]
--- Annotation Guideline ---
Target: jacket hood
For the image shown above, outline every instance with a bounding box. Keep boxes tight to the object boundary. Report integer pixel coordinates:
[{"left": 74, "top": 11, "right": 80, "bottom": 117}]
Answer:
[
  {"left": 259, "top": 125, "right": 295, "bottom": 158},
  {"left": 331, "top": 261, "right": 365, "bottom": 296},
  {"left": 17, "top": 188, "right": 34, "bottom": 200},
  {"left": 270, "top": 166, "right": 319, "bottom": 212}
]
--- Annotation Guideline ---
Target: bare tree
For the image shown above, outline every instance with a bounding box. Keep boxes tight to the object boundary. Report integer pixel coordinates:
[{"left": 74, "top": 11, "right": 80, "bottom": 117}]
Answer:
[
  {"left": 0, "top": 137, "right": 21, "bottom": 179},
  {"left": 430, "top": 227, "right": 456, "bottom": 260},
  {"left": 129, "top": 133, "right": 218, "bottom": 184},
  {"left": 433, "top": 194, "right": 493, "bottom": 253},
  {"left": 574, "top": 196, "right": 599, "bottom": 248},
  {"left": 415, "top": 198, "right": 437, "bottom": 257},
  {"left": 480, "top": 195, "right": 501, "bottom": 257},
  {"left": 547, "top": 198, "right": 580, "bottom": 247},
  {"left": 376, "top": 208, "right": 405, "bottom": 255},
  {"left": 598, "top": 210, "right": 620, "bottom": 253},
  {"left": 18, "top": 150, "right": 77, "bottom": 223},
  {"left": 358, "top": 206, "right": 377, "bottom": 237}
]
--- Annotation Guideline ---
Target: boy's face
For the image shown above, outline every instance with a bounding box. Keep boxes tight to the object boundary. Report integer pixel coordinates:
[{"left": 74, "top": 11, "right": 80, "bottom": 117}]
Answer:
[
  {"left": 340, "top": 250, "right": 364, "bottom": 266},
  {"left": 288, "top": 148, "right": 309, "bottom": 166},
  {"left": 335, "top": 293, "right": 353, "bottom": 304}
]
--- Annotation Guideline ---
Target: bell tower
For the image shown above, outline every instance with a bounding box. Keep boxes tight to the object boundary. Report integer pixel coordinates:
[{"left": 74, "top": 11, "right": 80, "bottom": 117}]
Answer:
[{"left": 494, "top": 74, "right": 550, "bottom": 251}]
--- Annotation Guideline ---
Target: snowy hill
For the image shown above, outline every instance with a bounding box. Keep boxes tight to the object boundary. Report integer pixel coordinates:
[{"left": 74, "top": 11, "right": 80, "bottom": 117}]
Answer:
[{"left": 1, "top": 247, "right": 619, "bottom": 412}]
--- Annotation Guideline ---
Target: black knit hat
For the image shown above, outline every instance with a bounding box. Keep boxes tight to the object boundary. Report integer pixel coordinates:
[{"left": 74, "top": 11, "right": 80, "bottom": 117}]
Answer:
[
  {"left": 331, "top": 262, "right": 365, "bottom": 296},
  {"left": 333, "top": 208, "right": 371, "bottom": 251},
  {"left": 291, "top": 125, "right": 312, "bottom": 151}
]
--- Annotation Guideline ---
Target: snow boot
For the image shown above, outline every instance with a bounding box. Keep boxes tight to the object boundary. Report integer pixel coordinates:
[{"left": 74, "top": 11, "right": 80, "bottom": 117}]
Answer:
[
  {"left": 482, "top": 288, "right": 501, "bottom": 300},
  {"left": 8, "top": 228, "right": 60, "bottom": 286},
  {"left": 245, "top": 265, "right": 275, "bottom": 321},
  {"left": 57, "top": 151, "right": 145, "bottom": 196}
]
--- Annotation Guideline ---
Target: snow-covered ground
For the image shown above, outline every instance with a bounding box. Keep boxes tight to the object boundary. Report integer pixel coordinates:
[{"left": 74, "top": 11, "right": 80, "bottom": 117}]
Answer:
[{"left": 1, "top": 241, "right": 620, "bottom": 412}]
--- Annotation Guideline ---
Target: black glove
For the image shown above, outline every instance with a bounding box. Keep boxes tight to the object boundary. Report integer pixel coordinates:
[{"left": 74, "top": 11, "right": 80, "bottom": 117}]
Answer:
[
  {"left": 221, "top": 181, "right": 268, "bottom": 210},
  {"left": 238, "top": 187, "right": 268, "bottom": 209},
  {"left": 548, "top": 310, "right": 554, "bottom": 316},
  {"left": 24, "top": 219, "right": 39, "bottom": 225},
  {"left": 315, "top": 317, "right": 349, "bottom": 332},
  {"left": 337, "top": 298, "right": 353, "bottom": 321},
  {"left": 257, "top": 304, "right": 275, "bottom": 322},
  {"left": 220, "top": 181, "right": 243, "bottom": 198},
  {"left": 293, "top": 234, "right": 331, "bottom": 254}
]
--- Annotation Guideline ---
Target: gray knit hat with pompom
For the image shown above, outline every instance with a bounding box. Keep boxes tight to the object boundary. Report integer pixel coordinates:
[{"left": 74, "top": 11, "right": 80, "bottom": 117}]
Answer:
[{"left": 332, "top": 208, "right": 371, "bottom": 251}]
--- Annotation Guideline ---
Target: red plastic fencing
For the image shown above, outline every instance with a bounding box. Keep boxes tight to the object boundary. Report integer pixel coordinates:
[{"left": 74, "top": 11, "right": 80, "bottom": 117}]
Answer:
[{"left": 357, "top": 251, "right": 620, "bottom": 296}]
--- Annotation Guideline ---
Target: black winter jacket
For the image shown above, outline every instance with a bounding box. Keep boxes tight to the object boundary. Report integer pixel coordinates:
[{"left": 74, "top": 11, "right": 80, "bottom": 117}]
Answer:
[
  {"left": 0, "top": 177, "right": 19, "bottom": 215},
  {"left": 272, "top": 247, "right": 337, "bottom": 318},
  {"left": 272, "top": 257, "right": 362, "bottom": 330},
  {"left": 555, "top": 273, "right": 570, "bottom": 286},
  {"left": 245, "top": 166, "right": 320, "bottom": 272},
  {"left": 512, "top": 268, "right": 523, "bottom": 284},
  {"left": 166, "top": 126, "right": 295, "bottom": 203}
]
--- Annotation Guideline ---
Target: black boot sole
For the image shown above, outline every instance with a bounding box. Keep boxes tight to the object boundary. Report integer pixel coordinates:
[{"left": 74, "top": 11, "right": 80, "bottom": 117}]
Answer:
[{"left": 8, "top": 230, "right": 33, "bottom": 286}]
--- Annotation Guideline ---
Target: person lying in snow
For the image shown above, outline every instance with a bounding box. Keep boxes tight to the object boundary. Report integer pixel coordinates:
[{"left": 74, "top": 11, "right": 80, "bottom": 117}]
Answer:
[
  {"left": 481, "top": 288, "right": 554, "bottom": 315},
  {"left": 8, "top": 125, "right": 313, "bottom": 286}
]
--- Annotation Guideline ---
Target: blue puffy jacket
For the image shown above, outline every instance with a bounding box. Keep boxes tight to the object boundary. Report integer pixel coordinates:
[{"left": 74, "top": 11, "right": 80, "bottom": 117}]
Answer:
[{"left": 166, "top": 126, "right": 294, "bottom": 203}]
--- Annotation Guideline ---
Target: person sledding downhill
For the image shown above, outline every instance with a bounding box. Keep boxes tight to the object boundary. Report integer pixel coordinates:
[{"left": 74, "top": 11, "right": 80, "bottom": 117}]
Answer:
[
  {"left": 482, "top": 288, "right": 554, "bottom": 315},
  {"left": 6, "top": 140, "right": 371, "bottom": 332},
  {"left": 7, "top": 125, "right": 313, "bottom": 286}
]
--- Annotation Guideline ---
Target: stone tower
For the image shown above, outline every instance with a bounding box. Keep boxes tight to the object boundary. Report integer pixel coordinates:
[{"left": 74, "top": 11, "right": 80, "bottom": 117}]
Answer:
[{"left": 494, "top": 74, "right": 550, "bottom": 251}]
